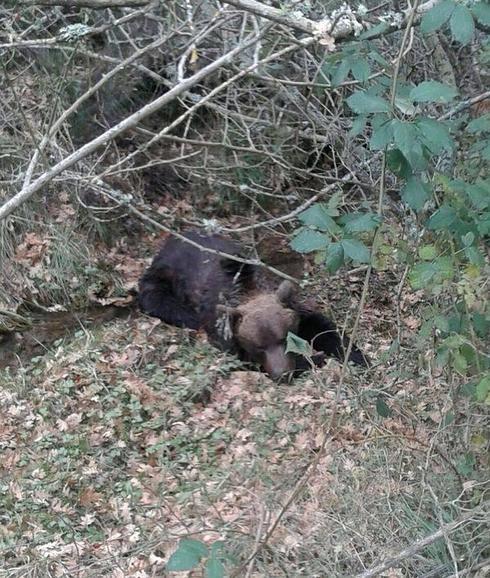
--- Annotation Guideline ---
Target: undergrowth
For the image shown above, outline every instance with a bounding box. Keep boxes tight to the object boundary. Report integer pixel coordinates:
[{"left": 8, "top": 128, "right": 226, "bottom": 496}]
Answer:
[{"left": 0, "top": 313, "right": 487, "bottom": 577}]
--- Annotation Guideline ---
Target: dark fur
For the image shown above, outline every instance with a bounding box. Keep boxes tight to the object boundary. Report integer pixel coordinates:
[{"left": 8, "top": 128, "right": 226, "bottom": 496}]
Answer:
[{"left": 139, "top": 232, "right": 368, "bottom": 378}]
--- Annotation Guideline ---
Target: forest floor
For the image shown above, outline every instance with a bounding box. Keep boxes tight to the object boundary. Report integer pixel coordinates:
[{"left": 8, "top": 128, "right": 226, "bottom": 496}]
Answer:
[{"left": 1, "top": 234, "right": 487, "bottom": 578}]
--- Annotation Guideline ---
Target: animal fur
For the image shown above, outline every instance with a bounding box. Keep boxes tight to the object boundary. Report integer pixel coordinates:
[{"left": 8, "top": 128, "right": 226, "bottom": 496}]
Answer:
[{"left": 138, "top": 232, "right": 368, "bottom": 379}]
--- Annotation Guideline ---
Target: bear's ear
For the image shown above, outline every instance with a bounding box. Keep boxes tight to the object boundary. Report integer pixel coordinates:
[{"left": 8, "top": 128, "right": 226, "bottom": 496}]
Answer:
[
  {"left": 276, "top": 280, "right": 297, "bottom": 307},
  {"left": 216, "top": 304, "right": 243, "bottom": 323}
]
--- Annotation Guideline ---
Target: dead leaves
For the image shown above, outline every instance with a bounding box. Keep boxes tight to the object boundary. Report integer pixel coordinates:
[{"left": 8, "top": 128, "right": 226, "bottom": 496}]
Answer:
[{"left": 15, "top": 232, "right": 49, "bottom": 267}]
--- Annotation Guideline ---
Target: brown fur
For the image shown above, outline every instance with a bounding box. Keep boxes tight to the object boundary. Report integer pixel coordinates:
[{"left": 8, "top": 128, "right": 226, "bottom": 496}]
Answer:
[
  {"left": 139, "top": 232, "right": 368, "bottom": 380},
  {"left": 230, "top": 290, "right": 299, "bottom": 380}
]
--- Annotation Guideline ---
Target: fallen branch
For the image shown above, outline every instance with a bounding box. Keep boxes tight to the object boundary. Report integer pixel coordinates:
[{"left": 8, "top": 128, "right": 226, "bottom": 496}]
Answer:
[{"left": 355, "top": 505, "right": 488, "bottom": 578}]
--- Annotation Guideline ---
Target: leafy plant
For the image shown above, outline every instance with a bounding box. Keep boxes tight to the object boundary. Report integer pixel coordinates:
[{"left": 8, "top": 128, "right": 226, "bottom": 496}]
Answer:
[
  {"left": 167, "top": 539, "right": 233, "bottom": 577},
  {"left": 290, "top": 11, "right": 489, "bottom": 400}
]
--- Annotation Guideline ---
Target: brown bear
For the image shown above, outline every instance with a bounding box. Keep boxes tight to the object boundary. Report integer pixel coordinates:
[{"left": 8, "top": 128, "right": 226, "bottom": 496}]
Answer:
[{"left": 138, "top": 231, "right": 368, "bottom": 380}]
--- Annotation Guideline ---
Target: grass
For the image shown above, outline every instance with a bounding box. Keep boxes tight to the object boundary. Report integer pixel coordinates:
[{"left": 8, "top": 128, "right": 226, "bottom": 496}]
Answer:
[{"left": 0, "top": 311, "right": 487, "bottom": 577}]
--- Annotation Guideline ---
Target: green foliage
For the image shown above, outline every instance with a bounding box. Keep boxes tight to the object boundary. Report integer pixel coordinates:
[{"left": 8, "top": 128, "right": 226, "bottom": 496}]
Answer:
[
  {"left": 289, "top": 6, "right": 489, "bottom": 408},
  {"left": 409, "top": 81, "right": 458, "bottom": 104},
  {"left": 421, "top": 0, "right": 480, "bottom": 44},
  {"left": 298, "top": 204, "right": 340, "bottom": 234},
  {"left": 325, "top": 242, "right": 345, "bottom": 273},
  {"left": 341, "top": 238, "right": 371, "bottom": 263},
  {"left": 472, "top": 1, "right": 490, "bottom": 26},
  {"left": 467, "top": 114, "right": 490, "bottom": 134},
  {"left": 450, "top": 4, "right": 475, "bottom": 45},
  {"left": 346, "top": 91, "right": 391, "bottom": 114},
  {"left": 167, "top": 539, "right": 230, "bottom": 577},
  {"left": 376, "top": 396, "right": 392, "bottom": 418},
  {"left": 420, "top": 0, "right": 455, "bottom": 34},
  {"left": 167, "top": 539, "right": 208, "bottom": 571},
  {"left": 401, "top": 176, "right": 431, "bottom": 211},
  {"left": 290, "top": 229, "right": 329, "bottom": 253},
  {"left": 290, "top": 203, "right": 378, "bottom": 271},
  {"left": 476, "top": 375, "right": 490, "bottom": 403},
  {"left": 286, "top": 332, "right": 313, "bottom": 357}
]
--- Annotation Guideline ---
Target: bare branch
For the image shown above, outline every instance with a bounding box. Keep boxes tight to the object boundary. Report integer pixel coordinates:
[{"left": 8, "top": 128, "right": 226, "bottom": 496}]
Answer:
[
  {"left": 222, "top": 0, "right": 317, "bottom": 34},
  {"left": 18, "top": 0, "right": 150, "bottom": 7},
  {"left": 0, "top": 31, "right": 261, "bottom": 222},
  {"left": 355, "top": 506, "right": 488, "bottom": 578}
]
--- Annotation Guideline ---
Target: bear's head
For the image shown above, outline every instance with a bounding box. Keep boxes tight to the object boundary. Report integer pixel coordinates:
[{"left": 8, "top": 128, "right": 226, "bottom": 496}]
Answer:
[{"left": 218, "top": 280, "right": 299, "bottom": 380}]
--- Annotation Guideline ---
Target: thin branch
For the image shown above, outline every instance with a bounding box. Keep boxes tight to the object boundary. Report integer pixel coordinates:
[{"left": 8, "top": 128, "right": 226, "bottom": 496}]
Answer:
[
  {"left": 355, "top": 506, "right": 488, "bottom": 578},
  {"left": 0, "top": 29, "right": 262, "bottom": 221},
  {"left": 18, "top": 0, "right": 150, "bottom": 7},
  {"left": 21, "top": 26, "right": 182, "bottom": 191},
  {"left": 439, "top": 90, "right": 490, "bottom": 120},
  {"left": 97, "top": 185, "right": 299, "bottom": 282}
]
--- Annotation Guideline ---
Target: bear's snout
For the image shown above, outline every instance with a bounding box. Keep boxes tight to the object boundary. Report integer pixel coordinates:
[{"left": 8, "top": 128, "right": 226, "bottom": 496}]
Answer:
[{"left": 262, "top": 345, "right": 295, "bottom": 381}]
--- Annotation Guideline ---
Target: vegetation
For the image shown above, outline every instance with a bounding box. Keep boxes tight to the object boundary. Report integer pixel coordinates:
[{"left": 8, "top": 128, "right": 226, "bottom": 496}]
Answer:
[{"left": 0, "top": 1, "right": 488, "bottom": 576}]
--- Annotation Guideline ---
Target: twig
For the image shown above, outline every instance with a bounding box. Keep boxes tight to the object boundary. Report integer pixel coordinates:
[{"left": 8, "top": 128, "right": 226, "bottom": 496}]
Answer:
[
  {"left": 99, "top": 186, "right": 299, "bottom": 283},
  {"left": 439, "top": 91, "right": 490, "bottom": 120},
  {"left": 0, "top": 29, "right": 263, "bottom": 221},
  {"left": 354, "top": 506, "right": 488, "bottom": 578},
  {"left": 18, "top": 0, "right": 149, "bottom": 7}
]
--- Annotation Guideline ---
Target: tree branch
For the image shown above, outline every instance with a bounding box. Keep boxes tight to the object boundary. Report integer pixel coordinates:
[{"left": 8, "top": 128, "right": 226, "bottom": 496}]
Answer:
[
  {"left": 18, "top": 0, "right": 150, "bottom": 7},
  {"left": 0, "top": 31, "right": 261, "bottom": 222},
  {"left": 355, "top": 505, "right": 488, "bottom": 578}
]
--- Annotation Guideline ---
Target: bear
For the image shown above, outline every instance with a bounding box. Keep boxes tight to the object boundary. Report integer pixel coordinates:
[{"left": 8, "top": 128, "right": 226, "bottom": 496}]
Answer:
[{"left": 138, "top": 231, "right": 368, "bottom": 380}]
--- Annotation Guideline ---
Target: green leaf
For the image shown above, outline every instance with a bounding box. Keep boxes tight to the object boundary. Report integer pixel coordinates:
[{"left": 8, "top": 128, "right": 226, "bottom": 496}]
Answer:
[
  {"left": 332, "top": 58, "right": 351, "bottom": 87},
  {"left": 325, "top": 242, "right": 344, "bottom": 273},
  {"left": 392, "top": 120, "right": 417, "bottom": 151},
  {"left": 392, "top": 119, "right": 420, "bottom": 160},
  {"left": 443, "top": 412, "right": 455, "bottom": 426},
  {"left": 390, "top": 120, "right": 426, "bottom": 169},
  {"left": 341, "top": 239, "right": 371, "bottom": 263},
  {"left": 417, "top": 118, "right": 454, "bottom": 154},
  {"left": 350, "top": 114, "right": 368, "bottom": 137},
  {"left": 290, "top": 229, "right": 329, "bottom": 253},
  {"left": 351, "top": 59, "right": 371, "bottom": 83},
  {"left": 472, "top": 313, "right": 490, "bottom": 338},
  {"left": 409, "top": 262, "right": 437, "bottom": 289},
  {"left": 457, "top": 453, "right": 475, "bottom": 476},
  {"left": 327, "top": 190, "right": 342, "bottom": 214},
  {"left": 376, "top": 396, "right": 391, "bottom": 418},
  {"left": 394, "top": 95, "right": 417, "bottom": 116},
  {"left": 482, "top": 141, "right": 490, "bottom": 161},
  {"left": 462, "top": 232, "right": 475, "bottom": 247},
  {"left": 426, "top": 205, "right": 458, "bottom": 230},
  {"left": 467, "top": 114, "right": 490, "bottom": 134},
  {"left": 386, "top": 149, "right": 412, "bottom": 179},
  {"left": 409, "top": 257, "right": 454, "bottom": 289},
  {"left": 434, "top": 314, "right": 450, "bottom": 332},
  {"left": 286, "top": 332, "right": 313, "bottom": 356},
  {"left": 464, "top": 245, "right": 485, "bottom": 266},
  {"left": 205, "top": 556, "right": 225, "bottom": 578},
  {"left": 472, "top": 1, "right": 490, "bottom": 26},
  {"left": 410, "top": 81, "right": 458, "bottom": 104},
  {"left": 460, "top": 381, "right": 477, "bottom": 398},
  {"left": 419, "top": 245, "right": 438, "bottom": 260},
  {"left": 476, "top": 375, "right": 490, "bottom": 402},
  {"left": 347, "top": 91, "right": 391, "bottom": 114},
  {"left": 420, "top": 0, "right": 455, "bottom": 33},
  {"left": 452, "top": 351, "right": 468, "bottom": 373},
  {"left": 167, "top": 539, "right": 208, "bottom": 571},
  {"left": 340, "top": 212, "right": 381, "bottom": 233},
  {"left": 359, "top": 21, "right": 391, "bottom": 40},
  {"left": 450, "top": 4, "right": 475, "bottom": 45},
  {"left": 370, "top": 119, "right": 393, "bottom": 150},
  {"left": 466, "top": 182, "right": 490, "bottom": 209},
  {"left": 298, "top": 204, "right": 341, "bottom": 234},
  {"left": 401, "top": 176, "right": 431, "bottom": 211}
]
